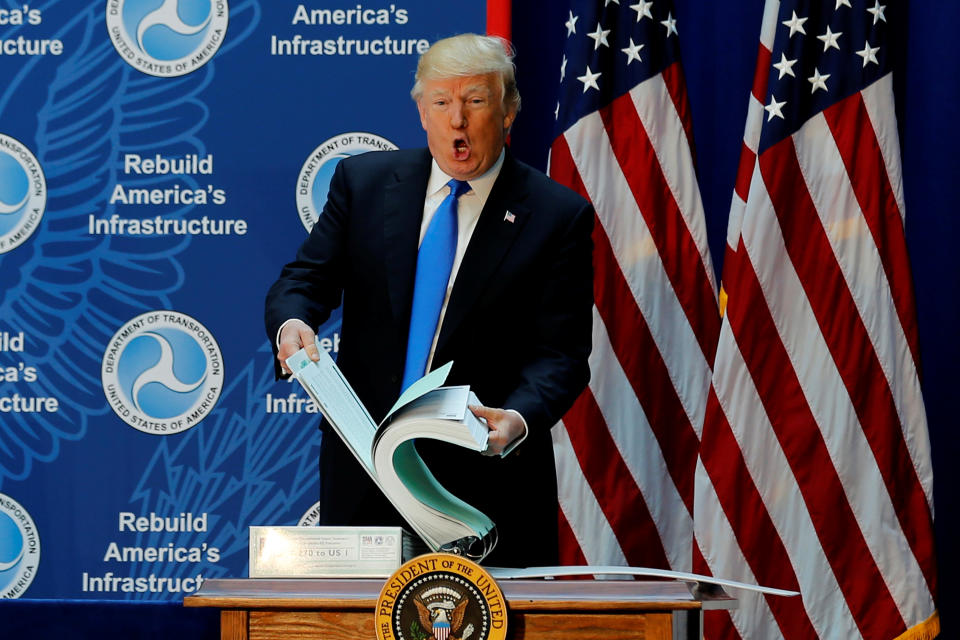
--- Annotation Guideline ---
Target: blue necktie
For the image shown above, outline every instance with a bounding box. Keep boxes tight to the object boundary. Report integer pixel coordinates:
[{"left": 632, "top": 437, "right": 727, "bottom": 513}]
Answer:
[{"left": 401, "top": 179, "right": 470, "bottom": 390}]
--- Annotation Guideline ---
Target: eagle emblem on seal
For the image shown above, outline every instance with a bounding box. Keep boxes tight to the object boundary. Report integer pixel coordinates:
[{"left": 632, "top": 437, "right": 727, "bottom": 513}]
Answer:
[{"left": 413, "top": 585, "right": 475, "bottom": 640}]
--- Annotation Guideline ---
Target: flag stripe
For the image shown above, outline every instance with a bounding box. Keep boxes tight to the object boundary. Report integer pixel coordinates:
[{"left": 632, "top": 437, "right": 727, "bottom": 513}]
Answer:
[
  {"left": 549, "top": 135, "right": 661, "bottom": 565},
  {"left": 549, "top": 133, "right": 589, "bottom": 201},
  {"left": 728, "top": 7, "right": 777, "bottom": 257},
  {"left": 726, "top": 240, "right": 902, "bottom": 638},
  {"left": 660, "top": 62, "right": 697, "bottom": 162},
  {"left": 553, "top": 419, "right": 629, "bottom": 565},
  {"left": 557, "top": 508, "right": 589, "bottom": 567},
  {"left": 592, "top": 219, "right": 698, "bottom": 512},
  {"left": 857, "top": 71, "right": 937, "bottom": 524},
  {"left": 587, "top": 305, "right": 692, "bottom": 570},
  {"left": 744, "top": 93, "right": 767, "bottom": 157},
  {"left": 796, "top": 107, "right": 922, "bottom": 428},
  {"left": 725, "top": 196, "right": 747, "bottom": 257},
  {"left": 632, "top": 68, "right": 718, "bottom": 296},
  {"left": 738, "top": 147, "right": 907, "bottom": 637},
  {"left": 734, "top": 142, "right": 756, "bottom": 203},
  {"left": 707, "top": 310, "right": 859, "bottom": 638},
  {"left": 600, "top": 88, "right": 719, "bottom": 362},
  {"left": 699, "top": 393, "right": 816, "bottom": 637},
  {"left": 860, "top": 76, "right": 907, "bottom": 220},
  {"left": 760, "top": 135, "right": 936, "bottom": 597},
  {"left": 752, "top": 42, "right": 772, "bottom": 103},
  {"left": 757, "top": 0, "right": 781, "bottom": 53},
  {"left": 822, "top": 86, "right": 922, "bottom": 368},
  {"left": 694, "top": 489, "right": 782, "bottom": 640},
  {"left": 692, "top": 544, "right": 745, "bottom": 640},
  {"left": 554, "top": 125, "right": 704, "bottom": 514},
  {"left": 565, "top": 387, "right": 672, "bottom": 568},
  {"left": 787, "top": 111, "right": 935, "bottom": 615}
]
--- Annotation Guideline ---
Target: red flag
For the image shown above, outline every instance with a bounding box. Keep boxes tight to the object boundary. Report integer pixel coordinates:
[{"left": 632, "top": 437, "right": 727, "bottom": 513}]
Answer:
[
  {"left": 693, "top": 1, "right": 938, "bottom": 638},
  {"left": 549, "top": 0, "right": 719, "bottom": 572},
  {"left": 486, "top": 0, "right": 511, "bottom": 40}
]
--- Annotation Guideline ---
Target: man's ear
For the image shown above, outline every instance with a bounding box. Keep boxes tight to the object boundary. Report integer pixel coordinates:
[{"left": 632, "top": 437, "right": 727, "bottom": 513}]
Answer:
[{"left": 503, "top": 107, "right": 517, "bottom": 131}]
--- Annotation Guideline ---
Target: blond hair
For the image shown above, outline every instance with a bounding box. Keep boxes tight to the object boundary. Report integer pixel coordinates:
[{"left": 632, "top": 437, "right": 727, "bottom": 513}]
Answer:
[{"left": 411, "top": 33, "right": 521, "bottom": 114}]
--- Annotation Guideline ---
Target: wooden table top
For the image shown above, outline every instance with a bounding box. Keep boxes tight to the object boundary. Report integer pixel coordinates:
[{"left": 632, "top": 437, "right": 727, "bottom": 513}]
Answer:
[{"left": 184, "top": 578, "right": 735, "bottom": 612}]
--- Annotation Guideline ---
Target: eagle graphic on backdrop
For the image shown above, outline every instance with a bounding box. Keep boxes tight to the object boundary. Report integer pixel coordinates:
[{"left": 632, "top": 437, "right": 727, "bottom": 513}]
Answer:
[
  {"left": 414, "top": 593, "right": 474, "bottom": 640},
  {"left": 0, "top": 1, "right": 329, "bottom": 602}
]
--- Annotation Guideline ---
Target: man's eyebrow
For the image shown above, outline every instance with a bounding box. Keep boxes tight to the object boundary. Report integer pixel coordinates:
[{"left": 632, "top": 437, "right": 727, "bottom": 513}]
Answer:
[{"left": 462, "top": 84, "right": 493, "bottom": 95}]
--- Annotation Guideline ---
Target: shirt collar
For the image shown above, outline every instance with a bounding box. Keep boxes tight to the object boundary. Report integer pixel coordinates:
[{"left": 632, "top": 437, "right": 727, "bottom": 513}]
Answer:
[{"left": 426, "top": 149, "right": 505, "bottom": 204}]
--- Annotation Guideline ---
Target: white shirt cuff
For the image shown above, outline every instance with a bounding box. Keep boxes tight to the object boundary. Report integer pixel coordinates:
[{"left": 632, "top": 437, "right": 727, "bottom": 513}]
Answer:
[
  {"left": 276, "top": 318, "right": 309, "bottom": 350},
  {"left": 500, "top": 409, "right": 528, "bottom": 457}
]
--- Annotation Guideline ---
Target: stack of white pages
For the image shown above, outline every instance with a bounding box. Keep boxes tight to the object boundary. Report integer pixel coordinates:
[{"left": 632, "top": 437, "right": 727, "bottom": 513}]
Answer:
[{"left": 285, "top": 341, "right": 498, "bottom": 561}]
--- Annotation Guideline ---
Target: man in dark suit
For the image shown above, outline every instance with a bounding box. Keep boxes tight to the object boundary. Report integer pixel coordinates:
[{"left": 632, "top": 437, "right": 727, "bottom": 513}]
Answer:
[{"left": 265, "top": 34, "right": 593, "bottom": 568}]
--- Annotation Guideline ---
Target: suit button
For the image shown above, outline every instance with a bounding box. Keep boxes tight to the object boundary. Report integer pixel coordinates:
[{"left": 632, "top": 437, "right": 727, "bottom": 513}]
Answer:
[{"left": 390, "top": 374, "right": 398, "bottom": 383}]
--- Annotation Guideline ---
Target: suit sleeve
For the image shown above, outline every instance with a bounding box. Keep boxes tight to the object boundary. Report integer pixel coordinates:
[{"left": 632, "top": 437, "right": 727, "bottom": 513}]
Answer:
[
  {"left": 264, "top": 159, "right": 352, "bottom": 376},
  {"left": 501, "top": 198, "right": 594, "bottom": 433}
]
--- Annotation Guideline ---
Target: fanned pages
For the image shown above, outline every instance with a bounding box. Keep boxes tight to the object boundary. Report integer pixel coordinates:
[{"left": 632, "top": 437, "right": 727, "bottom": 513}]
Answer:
[{"left": 285, "top": 341, "right": 497, "bottom": 561}]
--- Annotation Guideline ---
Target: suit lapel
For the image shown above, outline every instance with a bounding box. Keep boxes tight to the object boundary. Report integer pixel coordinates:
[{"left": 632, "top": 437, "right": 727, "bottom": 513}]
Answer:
[
  {"left": 437, "top": 154, "right": 531, "bottom": 354},
  {"left": 383, "top": 150, "right": 432, "bottom": 326}
]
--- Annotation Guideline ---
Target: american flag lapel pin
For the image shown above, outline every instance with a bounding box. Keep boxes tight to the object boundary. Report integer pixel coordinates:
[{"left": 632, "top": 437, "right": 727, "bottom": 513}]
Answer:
[{"left": 504, "top": 211, "right": 515, "bottom": 223}]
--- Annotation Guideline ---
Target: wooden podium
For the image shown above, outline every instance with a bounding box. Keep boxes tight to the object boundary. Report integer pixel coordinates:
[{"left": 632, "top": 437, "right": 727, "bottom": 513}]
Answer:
[{"left": 184, "top": 577, "right": 735, "bottom": 639}]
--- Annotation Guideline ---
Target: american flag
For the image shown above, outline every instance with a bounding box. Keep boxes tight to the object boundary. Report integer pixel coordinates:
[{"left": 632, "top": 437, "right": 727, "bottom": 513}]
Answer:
[
  {"left": 548, "top": 0, "right": 719, "bottom": 571},
  {"left": 693, "top": 1, "right": 939, "bottom": 639}
]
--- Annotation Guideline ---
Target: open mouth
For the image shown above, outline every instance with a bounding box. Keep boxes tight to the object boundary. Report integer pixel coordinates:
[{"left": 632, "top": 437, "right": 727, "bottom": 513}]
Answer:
[{"left": 453, "top": 138, "right": 470, "bottom": 160}]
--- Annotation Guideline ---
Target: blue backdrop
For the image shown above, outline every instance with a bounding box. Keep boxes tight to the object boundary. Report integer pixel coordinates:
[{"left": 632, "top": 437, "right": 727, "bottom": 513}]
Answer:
[{"left": 0, "top": 0, "right": 484, "bottom": 602}]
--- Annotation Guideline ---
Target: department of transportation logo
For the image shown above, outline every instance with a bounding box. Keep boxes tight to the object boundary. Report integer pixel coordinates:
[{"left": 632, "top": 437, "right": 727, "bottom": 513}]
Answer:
[
  {"left": 102, "top": 310, "right": 224, "bottom": 434},
  {"left": 296, "top": 132, "right": 397, "bottom": 232},
  {"left": 0, "top": 493, "right": 40, "bottom": 599},
  {"left": 0, "top": 134, "right": 45, "bottom": 255},
  {"left": 106, "top": 0, "right": 229, "bottom": 77},
  {"left": 376, "top": 553, "right": 507, "bottom": 640},
  {"left": 298, "top": 501, "right": 321, "bottom": 526}
]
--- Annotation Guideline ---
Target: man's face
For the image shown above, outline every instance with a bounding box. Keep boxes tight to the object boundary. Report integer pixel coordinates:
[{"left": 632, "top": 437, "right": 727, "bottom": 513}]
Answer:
[{"left": 417, "top": 73, "right": 516, "bottom": 181}]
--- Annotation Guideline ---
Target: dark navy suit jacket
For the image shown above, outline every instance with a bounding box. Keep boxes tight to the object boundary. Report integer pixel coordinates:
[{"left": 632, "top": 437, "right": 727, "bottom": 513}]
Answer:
[{"left": 265, "top": 147, "right": 593, "bottom": 567}]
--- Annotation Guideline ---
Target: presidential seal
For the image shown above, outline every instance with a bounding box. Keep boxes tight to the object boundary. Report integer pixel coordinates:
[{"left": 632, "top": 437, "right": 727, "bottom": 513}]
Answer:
[
  {"left": 296, "top": 132, "right": 397, "bottom": 232},
  {"left": 376, "top": 553, "right": 507, "bottom": 640},
  {"left": 106, "top": 0, "right": 229, "bottom": 77},
  {"left": 0, "top": 493, "right": 40, "bottom": 599},
  {"left": 101, "top": 310, "right": 223, "bottom": 434},
  {"left": 0, "top": 133, "right": 45, "bottom": 254}
]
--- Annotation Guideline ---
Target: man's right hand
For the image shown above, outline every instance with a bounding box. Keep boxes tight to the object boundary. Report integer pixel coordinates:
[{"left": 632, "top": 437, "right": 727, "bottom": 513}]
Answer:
[{"left": 278, "top": 319, "right": 319, "bottom": 375}]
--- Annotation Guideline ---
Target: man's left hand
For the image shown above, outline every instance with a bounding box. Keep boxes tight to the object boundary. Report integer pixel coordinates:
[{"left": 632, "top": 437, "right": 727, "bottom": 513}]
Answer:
[{"left": 469, "top": 405, "right": 526, "bottom": 455}]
